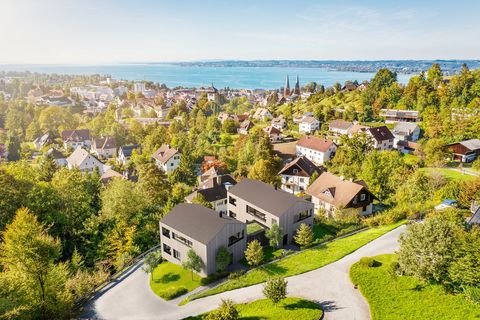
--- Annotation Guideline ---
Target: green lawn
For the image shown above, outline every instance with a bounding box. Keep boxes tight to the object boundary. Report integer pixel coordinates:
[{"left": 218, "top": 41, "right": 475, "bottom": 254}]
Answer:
[
  {"left": 184, "top": 297, "right": 323, "bottom": 320},
  {"left": 246, "top": 221, "right": 265, "bottom": 235},
  {"left": 350, "top": 254, "right": 480, "bottom": 320},
  {"left": 189, "top": 221, "right": 404, "bottom": 301},
  {"left": 420, "top": 167, "right": 476, "bottom": 181},
  {"left": 150, "top": 262, "right": 202, "bottom": 300}
]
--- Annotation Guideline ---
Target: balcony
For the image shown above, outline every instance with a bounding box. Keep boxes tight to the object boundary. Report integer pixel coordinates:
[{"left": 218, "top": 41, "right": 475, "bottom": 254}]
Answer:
[{"left": 246, "top": 205, "right": 266, "bottom": 222}]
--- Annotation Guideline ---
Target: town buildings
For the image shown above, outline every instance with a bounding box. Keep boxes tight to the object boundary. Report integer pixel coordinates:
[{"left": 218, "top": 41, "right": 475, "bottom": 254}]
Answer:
[
  {"left": 446, "top": 139, "right": 480, "bottom": 162},
  {"left": 299, "top": 116, "right": 320, "bottom": 133},
  {"left": 296, "top": 136, "right": 337, "bottom": 165},
  {"left": 62, "top": 129, "right": 92, "bottom": 150},
  {"left": 364, "top": 126, "right": 395, "bottom": 151},
  {"left": 185, "top": 174, "right": 237, "bottom": 214},
  {"left": 278, "top": 156, "right": 324, "bottom": 194},
  {"left": 66, "top": 147, "right": 108, "bottom": 175},
  {"left": 380, "top": 109, "right": 420, "bottom": 123},
  {"left": 152, "top": 144, "right": 181, "bottom": 174}
]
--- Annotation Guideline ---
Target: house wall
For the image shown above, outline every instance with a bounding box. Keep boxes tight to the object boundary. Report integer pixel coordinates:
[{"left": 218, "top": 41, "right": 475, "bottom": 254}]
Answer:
[
  {"left": 312, "top": 197, "right": 373, "bottom": 217},
  {"left": 299, "top": 121, "right": 319, "bottom": 133},
  {"left": 157, "top": 153, "right": 181, "bottom": 174},
  {"left": 296, "top": 145, "right": 337, "bottom": 165},
  {"left": 227, "top": 194, "right": 314, "bottom": 245},
  {"left": 159, "top": 221, "right": 246, "bottom": 276},
  {"left": 281, "top": 174, "right": 310, "bottom": 194}
]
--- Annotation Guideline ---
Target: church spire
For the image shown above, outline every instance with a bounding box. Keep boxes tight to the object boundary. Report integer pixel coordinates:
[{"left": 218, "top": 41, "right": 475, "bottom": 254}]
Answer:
[
  {"left": 294, "top": 75, "right": 300, "bottom": 95},
  {"left": 284, "top": 75, "right": 290, "bottom": 97}
]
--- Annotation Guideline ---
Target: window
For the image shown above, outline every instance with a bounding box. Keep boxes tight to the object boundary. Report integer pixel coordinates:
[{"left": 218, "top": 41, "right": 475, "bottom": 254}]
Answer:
[
  {"left": 363, "top": 206, "right": 367, "bottom": 212},
  {"left": 297, "top": 210, "right": 312, "bottom": 222},
  {"left": 246, "top": 205, "right": 266, "bottom": 222},
  {"left": 170, "top": 163, "right": 174, "bottom": 166},
  {"left": 293, "top": 168, "right": 298, "bottom": 174},
  {"left": 229, "top": 196, "right": 237, "bottom": 206},
  {"left": 173, "top": 249, "right": 180, "bottom": 260},
  {"left": 299, "top": 178, "right": 304, "bottom": 183},
  {"left": 228, "top": 230, "right": 244, "bottom": 246},
  {"left": 229, "top": 210, "right": 236, "bottom": 218},
  {"left": 360, "top": 193, "right": 366, "bottom": 201},
  {"left": 163, "top": 243, "right": 171, "bottom": 255},
  {"left": 162, "top": 227, "right": 171, "bottom": 238},
  {"left": 173, "top": 232, "right": 193, "bottom": 247}
]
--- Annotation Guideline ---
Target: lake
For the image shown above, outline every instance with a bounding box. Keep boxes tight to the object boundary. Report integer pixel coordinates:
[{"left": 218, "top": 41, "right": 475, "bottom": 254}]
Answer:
[{"left": 0, "top": 64, "right": 414, "bottom": 89}]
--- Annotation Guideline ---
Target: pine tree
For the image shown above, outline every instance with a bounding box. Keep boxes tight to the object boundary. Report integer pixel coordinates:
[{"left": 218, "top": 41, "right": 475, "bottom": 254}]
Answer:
[
  {"left": 294, "top": 223, "right": 314, "bottom": 249},
  {"left": 244, "top": 240, "right": 264, "bottom": 267}
]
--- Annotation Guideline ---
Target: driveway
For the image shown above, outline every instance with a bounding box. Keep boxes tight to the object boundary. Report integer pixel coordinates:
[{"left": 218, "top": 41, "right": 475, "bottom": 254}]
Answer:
[{"left": 81, "top": 225, "right": 406, "bottom": 320}]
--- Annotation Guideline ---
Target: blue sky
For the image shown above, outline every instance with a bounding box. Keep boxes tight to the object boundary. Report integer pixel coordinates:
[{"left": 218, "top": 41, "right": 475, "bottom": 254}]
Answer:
[{"left": 0, "top": 0, "right": 479, "bottom": 63}]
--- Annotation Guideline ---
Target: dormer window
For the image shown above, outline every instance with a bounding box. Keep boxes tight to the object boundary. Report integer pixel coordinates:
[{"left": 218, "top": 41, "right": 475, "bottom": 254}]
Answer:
[{"left": 293, "top": 169, "right": 299, "bottom": 174}]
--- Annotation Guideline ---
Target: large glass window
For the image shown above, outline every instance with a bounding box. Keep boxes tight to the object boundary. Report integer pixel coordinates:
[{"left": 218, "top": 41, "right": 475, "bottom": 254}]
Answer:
[
  {"left": 163, "top": 243, "right": 171, "bottom": 255},
  {"left": 229, "top": 196, "right": 237, "bottom": 206},
  {"left": 162, "top": 227, "right": 171, "bottom": 238},
  {"left": 173, "top": 232, "right": 193, "bottom": 247},
  {"left": 246, "top": 205, "right": 266, "bottom": 222}
]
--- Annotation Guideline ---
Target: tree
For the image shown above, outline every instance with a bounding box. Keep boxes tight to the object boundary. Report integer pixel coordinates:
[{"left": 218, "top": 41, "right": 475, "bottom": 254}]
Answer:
[
  {"left": 247, "top": 159, "right": 278, "bottom": 184},
  {"left": 265, "top": 223, "right": 283, "bottom": 248},
  {"left": 448, "top": 227, "right": 480, "bottom": 288},
  {"left": 262, "top": 277, "right": 287, "bottom": 305},
  {"left": 143, "top": 250, "right": 163, "bottom": 280},
  {"left": 422, "top": 138, "right": 448, "bottom": 167},
  {"left": 244, "top": 240, "right": 264, "bottom": 267},
  {"left": 182, "top": 249, "right": 204, "bottom": 280},
  {"left": 215, "top": 246, "right": 231, "bottom": 274},
  {"left": 294, "top": 223, "right": 313, "bottom": 249},
  {"left": 204, "top": 299, "right": 239, "bottom": 320},
  {"left": 0, "top": 208, "right": 72, "bottom": 319},
  {"left": 398, "top": 216, "right": 456, "bottom": 283}
]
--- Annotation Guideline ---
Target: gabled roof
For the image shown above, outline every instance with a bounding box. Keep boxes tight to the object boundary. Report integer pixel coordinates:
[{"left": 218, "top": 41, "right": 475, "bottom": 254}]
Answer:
[
  {"left": 392, "top": 122, "right": 420, "bottom": 136},
  {"left": 228, "top": 178, "right": 312, "bottom": 217},
  {"left": 93, "top": 136, "right": 116, "bottom": 150},
  {"left": 66, "top": 147, "right": 102, "bottom": 167},
  {"left": 278, "top": 156, "right": 323, "bottom": 177},
  {"left": 161, "top": 203, "right": 242, "bottom": 244},
  {"left": 329, "top": 119, "right": 353, "bottom": 130},
  {"left": 152, "top": 144, "right": 179, "bottom": 164},
  {"left": 455, "top": 139, "right": 480, "bottom": 151},
  {"left": 302, "top": 116, "right": 319, "bottom": 124},
  {"left": 239, "top": 120, "right": 253, "bottom": 131},
  {"left": 186, "top": 174, "right": 237, "bottom": 203},
  {"left": 62, "top": 129, "right": 90, "bottom": 142},
  {"left": 47, "top": 148, "right": 65, "bottom": 159},
  {"left": 297, "top": 136, "right": 335, "bottom": 152},
  {"left": 306, "top": 172, "right": 372, "bottom": 208},
  {"left": 366, "top": 126, "right": 394, "bottom": 141},
  {"left": 264, "top": 126, "right": 281, "bottom": 135},
  {"left": 119, "top": 144, "right": 140, "bottom": 157}
]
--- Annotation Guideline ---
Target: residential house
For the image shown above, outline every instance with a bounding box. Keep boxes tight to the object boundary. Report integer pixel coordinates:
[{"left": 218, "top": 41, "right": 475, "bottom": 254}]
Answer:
[
  {"left": 306, "top": 172, "right": 375, "bottom": 217},
  {"left": 47, "top": 148, "right": 67, "bottom": 167},
  {"left": 392, "top": 122, "right": 421, "bottom": 153},
  {"left": 185, "top": 174, "right": 237, "bottom": 214},
  {"left": 152, "top": 144, "right": 181, "bottom": 174},
  {"left": 252, "top": 108, "right": 272, "bottom": 121},
  {"left": 227, "top": 179, "right": 314, "bottom": 246},
  {"left": 217, "top": 112, "right": 238, "bottom": 124},
  {"left": 62, "top": 129, "right": 91, "bottom": 150},
  {"left": 91, "top": 136, "right": 117, "bottom": 159},
  {"left": 66, "top": 147, "right": 107, "bottom": 174},
  {"left": 33, "top": 133, "right": 54, "bottom": 150},
  {"left": 347, "top": 123, "right": 369, "bottom": 137},
  {"left": 380, "top": 109, "right": 420, "bottom": 123},
  {"left": 100, "top": 168, "right": 124, "bottom": 184},
  {"left": 117, "top": 144, "right": 141, "bottom": 166},
  {"left": 364, "top": 126, "right": 395, "bottom": 151},
  {"left": 271, "top": 116, "right": 286, "bottom": 131},
  {"left": 279, "top": 156, "right": 324, "bottom": 194},
  {"left": 159, "top": 203, "right": 246, "bottom": 276},
  {"left": 299, "top": 116, "right": 320, "bottom": 134},
  {"left": 329, "top": 119, "right": 353, "bottom": 136},
  {"left": 446, "top": 139, "right": 480, "bottom": 163},
  {"left": 237, "top": 120, "right": 253, "bottom": 135},
  {"left": 296, "top": 136, "right": 337, "bottom": 165},
  {"left": 263, "top": 126, "right": 282, "bottom": 142}
]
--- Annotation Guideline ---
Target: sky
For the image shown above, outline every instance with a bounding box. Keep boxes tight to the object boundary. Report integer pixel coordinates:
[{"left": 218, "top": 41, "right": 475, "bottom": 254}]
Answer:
[{"left": 0, "top": 0, "right": 479, "bottom": 64}]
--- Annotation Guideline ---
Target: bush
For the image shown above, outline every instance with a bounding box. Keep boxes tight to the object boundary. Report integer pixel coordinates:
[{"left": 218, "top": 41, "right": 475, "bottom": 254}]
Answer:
[
  {"left": 263, "top": 277, "right": 288, "bottom": 305},
  {"left": 158, "top": 286, "right": 188, "bottom": 300},
  {"left": 388, "top": 261, "right": 400, "bottom": 277},
  {"left": 200, "top": 272, "right": 227, "bottom": 285},
  {"left": 203, "top": 299, "right": 239, "bottom": 320},
  {"left": 228, "top": 270, "right": 246, "bottom": 281},
  {"left": 359, "top": 257, "right": 376, "bottom": 267},
  {"left": 463, "top": 286, "right": 480, "bottom": 304}
]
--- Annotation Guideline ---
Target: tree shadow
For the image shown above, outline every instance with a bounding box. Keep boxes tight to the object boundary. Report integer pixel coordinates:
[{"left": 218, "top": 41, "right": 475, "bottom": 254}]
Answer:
[
  {"left": 410, "top": 284, "right": 425, "bottom": 291},
  {"left": 372, "top": 260, "right": 383, "bottom": 268},
  {"left": 318, "top": 300, "right": 342, "bottom": 312},
  {"left": 263, "top": 264, "right": 288, "bottom": 275},
  {"left": 283, "top": 299, "right": 322, "bottom": 311},
  {"left": 153, "top": 272, "right": 180, "bottom": 283}
]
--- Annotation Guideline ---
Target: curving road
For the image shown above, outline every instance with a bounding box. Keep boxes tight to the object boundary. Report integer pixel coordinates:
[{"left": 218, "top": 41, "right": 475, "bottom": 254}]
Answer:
[{"left": 81, "top": 225, "right": 406, "bottom": 320}]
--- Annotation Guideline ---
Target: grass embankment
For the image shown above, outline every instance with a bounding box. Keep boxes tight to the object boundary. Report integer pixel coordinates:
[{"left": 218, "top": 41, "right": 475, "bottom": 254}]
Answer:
[
  {"left": 420, "top": 167, "right": 477, "bottom": 181},
  {"left": 150, "top": 262, "right": 202, "bottom": 300},
  {"left": 350, "top": 254, "right": 480, "bottom": 320},
  {"left": 190, "top": 221, "right": 403, "bottom": 301},
  {"left": 184, "top": 297, "right": 323, "bottom": 320}
]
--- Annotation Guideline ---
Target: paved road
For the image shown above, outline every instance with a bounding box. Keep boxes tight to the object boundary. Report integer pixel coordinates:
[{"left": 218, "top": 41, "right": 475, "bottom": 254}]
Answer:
[{"left": 81, "top": 225, "right": 406, "bottom": 320}]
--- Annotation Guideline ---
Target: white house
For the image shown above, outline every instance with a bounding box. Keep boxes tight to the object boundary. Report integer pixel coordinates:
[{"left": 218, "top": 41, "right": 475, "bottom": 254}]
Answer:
[
  {"left": 296, "top": 136, "right": 337, "bottom": 165},
  {"left": 278, "top": 156, "right": 323, "bottom": 194},
  {"left": 252, "top": 108, "right": 272, "bottom": 121},
  {"left": 62, "top": 129, "right": 91, "bottom": 150},
  {"left": 152, "top": 144, "right": 181, "bottom": 174},
  {"left": 66, "top": 147, "right": 107, "bottom": 175},
  {"left": 299, "top": 116, "right": 320, "bottom": 133},
  {"left": 271, "top": 116, "right": 286, "bottom": 131},
  {"left": 263, "top": 126, "right": 282, "bottom": 142},
  {"left": 117, "top": 144, "right": 140, "bottom": 166},
  {"left": 392, "top": 122, "right": 420, "bottom": 145},
  {"left": 329, "top": 119, "right": 353, "bottom": 136}
]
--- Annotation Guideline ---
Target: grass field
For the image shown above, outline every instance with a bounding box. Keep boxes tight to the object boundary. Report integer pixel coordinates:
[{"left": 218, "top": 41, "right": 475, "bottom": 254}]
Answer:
[
  {"left": 184, "top": 297, "right": 323, "bottom": 320},
  {"left": 150, "top": 262, "right": 202, "bottom": 300},
  {"left": 420, "top": 167, "right": 477, "bottom": 181},
  {"left": 189, "top": 221, "right": 404, "bottom": 301},
  {"left": 350, "top": 254, "right": 480, "bottom": 320}
]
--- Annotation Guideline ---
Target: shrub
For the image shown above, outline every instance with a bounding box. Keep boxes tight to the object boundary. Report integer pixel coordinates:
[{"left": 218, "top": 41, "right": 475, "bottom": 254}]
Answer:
[
  {"left": 200, "top": 272, "right": 227, "bottom": 285},
  {"left": 159, "top": 286, "right": 188, "bottom": 300},
  {"left": 294, "top": 223, "right": 314, "bottom": 249},
  {"left": 388, "top": 261, "right": 400, "bottom": 277},
  {"left": 228, "top": 270, "right": 246, "bottom": 281},
  {"left": 263, "top": 277, "right": 288, "bottom": 305},
  {"left": 359, "top": 257, "right": 375, "bottom": 267},
  {"left": 245, "top": 240, "right": 264, "bottom": 267},
  {"left": 203, "top": 299, "right": 239, "bottom": 320},
  {"left": 463, "top": 286, "right": 480, "bottom": 305}
]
